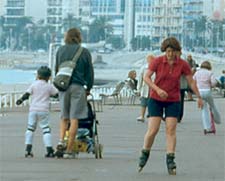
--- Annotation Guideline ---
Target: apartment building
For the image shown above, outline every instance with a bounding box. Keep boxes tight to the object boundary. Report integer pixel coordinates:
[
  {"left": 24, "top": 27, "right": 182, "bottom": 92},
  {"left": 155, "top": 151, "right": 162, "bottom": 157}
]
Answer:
[
  {"left": 0, "top": 0, "right": 6, "bottom": 16},
  {"left": 90, "top": 0, "right": 125, "bottom": 35},
  {"left": 4, "top": 0, "right": 25, "bottom": 27}
]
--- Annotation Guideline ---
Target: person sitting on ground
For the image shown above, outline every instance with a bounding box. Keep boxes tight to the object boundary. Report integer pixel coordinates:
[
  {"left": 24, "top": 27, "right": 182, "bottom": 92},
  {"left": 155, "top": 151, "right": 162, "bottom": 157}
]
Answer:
[
  {"left": 16, "top": 66, "right": 58, "bottom": 158},
  {"left": 136, "top": 54, "right": 155, "bottom": 122}
]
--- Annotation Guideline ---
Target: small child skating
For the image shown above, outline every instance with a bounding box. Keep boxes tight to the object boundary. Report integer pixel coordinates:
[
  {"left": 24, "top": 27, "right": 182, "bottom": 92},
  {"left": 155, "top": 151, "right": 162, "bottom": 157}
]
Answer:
[{"left": 16, "top": 66, "right": 58, "bottom": 158}]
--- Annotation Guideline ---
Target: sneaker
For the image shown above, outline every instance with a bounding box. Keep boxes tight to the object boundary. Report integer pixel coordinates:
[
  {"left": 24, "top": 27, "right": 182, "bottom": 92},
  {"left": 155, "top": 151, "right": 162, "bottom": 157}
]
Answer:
[
  {"left": 137, "top": 116, "right": 145, "bottom": 122},
  {"left": 204, "top": 129, "right": 215, "bottom": 135},
  {"left": 63, "top": 152, "right": 76, "bottom": 159}
]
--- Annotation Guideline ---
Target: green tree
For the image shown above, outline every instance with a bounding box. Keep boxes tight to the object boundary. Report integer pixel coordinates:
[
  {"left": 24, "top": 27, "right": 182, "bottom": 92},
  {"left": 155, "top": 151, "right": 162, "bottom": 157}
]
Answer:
[
  {"left": 62, "top": 13, "right": 82, "bottom": 31},
  {"left": 193, "top": 16, "right": 207, "bottom": 46},
  {"left": 106, "top": 36, "right": 125, "bottom": 49},
  {"left": 88, "top": 17, "right": 113, "bottom": 43},
  {"left": 0, "top": 16, "right": 6, "bottom": 48}
]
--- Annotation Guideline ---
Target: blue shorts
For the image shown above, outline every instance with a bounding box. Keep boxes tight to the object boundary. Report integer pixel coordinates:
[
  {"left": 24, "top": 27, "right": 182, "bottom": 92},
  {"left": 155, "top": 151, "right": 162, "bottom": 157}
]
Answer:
[
  {"left": 140, "top": 97, "right": 149, "bottom": 107},
  {"left": 148, "top": 98, "right": 180, "bottom": 118}
]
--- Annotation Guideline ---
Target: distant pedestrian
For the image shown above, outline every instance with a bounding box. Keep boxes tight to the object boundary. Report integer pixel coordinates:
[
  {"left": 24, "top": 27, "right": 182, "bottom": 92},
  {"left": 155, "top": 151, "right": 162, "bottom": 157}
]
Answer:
[
  {"left": 136, "top": 54, "right": 155, "bottom": 122},
  {"left": 16, "top": 66, "right": 58, "bottom": 158},
  {"left": 138, "top": 37, "right": 203, "bottom": 175},
  {"left": 219, "top": 70, "right": 225, "bottom": 89},
  {"left": 177, "top": 50, "right": 188, "bottom": 123},
  {"left": 186, "top": 54, "right": 197, "bottom": 101},
  {"left": 193, "top": 61, "right": 221, "bottom": 134}
]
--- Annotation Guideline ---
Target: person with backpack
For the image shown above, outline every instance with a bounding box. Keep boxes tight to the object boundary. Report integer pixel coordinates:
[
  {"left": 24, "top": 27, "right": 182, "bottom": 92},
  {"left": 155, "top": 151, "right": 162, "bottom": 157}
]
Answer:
[{"left": 54, "top": 27, "right": 94, "bottom": 159}]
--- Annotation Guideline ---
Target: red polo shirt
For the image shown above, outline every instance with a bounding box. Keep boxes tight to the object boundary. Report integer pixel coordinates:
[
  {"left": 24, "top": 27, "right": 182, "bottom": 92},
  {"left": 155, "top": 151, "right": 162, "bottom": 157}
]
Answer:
[{"left": 149, "top": 55, "right": 191, "bottom": 102}]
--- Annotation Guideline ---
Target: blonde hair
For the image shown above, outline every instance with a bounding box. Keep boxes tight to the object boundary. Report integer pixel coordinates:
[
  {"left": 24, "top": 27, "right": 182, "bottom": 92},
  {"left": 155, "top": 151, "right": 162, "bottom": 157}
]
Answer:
[{"left": 146, "top": 54, "right": 155, "bottom": 63}]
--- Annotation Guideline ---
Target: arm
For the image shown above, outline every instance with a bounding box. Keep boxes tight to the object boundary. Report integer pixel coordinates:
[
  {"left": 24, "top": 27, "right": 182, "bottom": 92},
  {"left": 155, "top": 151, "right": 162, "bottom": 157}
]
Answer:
[
  {"left": 137, "top": 68, "right": 144, "bottom": 92},
  {"left": 210, "top": 73, "right": 217, "bottom": 88},
  {"left": 185, "top": 75, "right": 203, "bottom": 108},
  {"left": 144, "top": 69, "right": 168, "bottom": 100},
  {"left": 16, "top": 92, "right": 30, "bottom": 105},
  {"left": 85, "top": 50, "right": 94, "bottom": 94}
]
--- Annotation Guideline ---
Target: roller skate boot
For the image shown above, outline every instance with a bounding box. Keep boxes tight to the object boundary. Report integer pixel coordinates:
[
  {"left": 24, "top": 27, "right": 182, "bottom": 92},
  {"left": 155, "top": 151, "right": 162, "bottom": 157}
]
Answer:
[
  {"left": 25, "top": 144, "right": 33, "bottom": 158},
  {"left": 45, "top": 147, "right": 55, "bottom": 158},
  {"left": 138, "top": 149, "right": 150, "bottom": 172},
  {"left": 166, "top": 153, "right": 176, "bottom": 175}
]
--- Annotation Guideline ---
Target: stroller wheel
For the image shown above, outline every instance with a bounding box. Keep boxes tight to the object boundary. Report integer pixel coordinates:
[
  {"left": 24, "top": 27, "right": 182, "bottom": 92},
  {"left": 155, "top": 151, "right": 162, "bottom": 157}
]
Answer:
[
  {"left": 99, "top": 144, "right": 103, "bottom": 159},
  {"left": 55, "top": 145, "right": 65, "bottom": 158},
  {"left": 94, "top": 143, "right": 103, "bottom": 159}
]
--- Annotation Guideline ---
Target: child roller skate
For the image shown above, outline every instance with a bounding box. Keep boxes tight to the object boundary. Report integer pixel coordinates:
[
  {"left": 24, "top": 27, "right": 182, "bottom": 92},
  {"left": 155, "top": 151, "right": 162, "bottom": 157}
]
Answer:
[
  {"left": 166, "top": 153, "right": 176, "bottom": 175},
  {"left": 138, "top": 149, "right": 150, "bottom": 172},
  {"left": 25, "top": 144, "right": 34, "bottom": 158},
  {"left": 45, "top": 147, "right": 55, "bottom": 158}
]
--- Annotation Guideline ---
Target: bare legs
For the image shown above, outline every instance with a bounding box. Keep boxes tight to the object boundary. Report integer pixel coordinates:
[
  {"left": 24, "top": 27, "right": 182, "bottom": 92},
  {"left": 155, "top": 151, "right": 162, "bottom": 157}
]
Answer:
[
  {"left": 139, "top": 116, "right": 177, "bottom": 174},
  {"left": 143, "top": 117, "right": 177, "bottom": 152},
  {"left": 59, "top": 119, "right": 69, "bottom": 142},
  {"left": 59, "top": 118, "right": 78, "bottom": 153},
  {"left": 66, "top": 119, "right": 78, "bottom": 152},
  {"left": 165, "top": 118, "right": 177, "bottom": 153},
  {"left": 143, "top": 117, "right": 161, "bottom": 149}
]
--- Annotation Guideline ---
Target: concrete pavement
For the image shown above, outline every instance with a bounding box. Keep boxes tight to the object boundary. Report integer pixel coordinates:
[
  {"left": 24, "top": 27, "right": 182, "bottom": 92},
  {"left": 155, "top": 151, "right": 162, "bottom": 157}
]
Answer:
[{"left": 0, "top": 98, "right": 224, "bottom": 181}]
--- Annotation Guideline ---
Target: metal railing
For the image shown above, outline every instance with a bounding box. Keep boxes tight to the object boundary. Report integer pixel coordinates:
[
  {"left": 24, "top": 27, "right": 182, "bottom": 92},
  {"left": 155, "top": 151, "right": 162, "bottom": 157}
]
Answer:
[{"left": 0, "top": 85, "right": 135, "bottom": 110}]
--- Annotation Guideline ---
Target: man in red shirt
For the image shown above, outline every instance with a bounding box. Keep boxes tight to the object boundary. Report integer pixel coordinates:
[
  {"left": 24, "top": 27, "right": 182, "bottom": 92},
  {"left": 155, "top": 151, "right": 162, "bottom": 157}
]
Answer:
[{"left": 138, "top": 37, "right": 203, "bottom": 175}]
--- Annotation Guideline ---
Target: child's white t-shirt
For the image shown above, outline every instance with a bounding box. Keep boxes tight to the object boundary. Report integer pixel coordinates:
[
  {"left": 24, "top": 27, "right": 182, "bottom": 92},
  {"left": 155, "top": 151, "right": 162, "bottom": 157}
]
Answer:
[{"left": 26, "top": 80, "right": 58, "bottom": 112}]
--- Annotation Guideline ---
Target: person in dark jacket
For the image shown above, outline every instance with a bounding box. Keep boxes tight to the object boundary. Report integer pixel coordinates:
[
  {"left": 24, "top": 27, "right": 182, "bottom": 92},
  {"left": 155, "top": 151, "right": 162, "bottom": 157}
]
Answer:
[{"left": 55, "top": 28, "right": 94, "bottom": 159}]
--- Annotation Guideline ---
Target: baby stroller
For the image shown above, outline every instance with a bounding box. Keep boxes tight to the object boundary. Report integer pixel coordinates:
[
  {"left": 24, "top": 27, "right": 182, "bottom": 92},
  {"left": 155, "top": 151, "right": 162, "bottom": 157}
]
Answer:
[{"left": 55, "top": 97, "right": 103, "bottom": 159}]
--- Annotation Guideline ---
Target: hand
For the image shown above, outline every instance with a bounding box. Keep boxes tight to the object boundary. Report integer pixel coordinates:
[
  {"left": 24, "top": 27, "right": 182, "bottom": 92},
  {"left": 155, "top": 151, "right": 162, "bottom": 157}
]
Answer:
[
  {"left": 86, "top": 91, "right": 90, "bottom": 96},
  {"left": 16, "top": 99, "right": 23, "bottom": 105},
  {"left": 197, "top": 98, "right": 203, "bottom": 109},
  {"left": 156, "top": 89, "right": 168, "bottom": 100}
]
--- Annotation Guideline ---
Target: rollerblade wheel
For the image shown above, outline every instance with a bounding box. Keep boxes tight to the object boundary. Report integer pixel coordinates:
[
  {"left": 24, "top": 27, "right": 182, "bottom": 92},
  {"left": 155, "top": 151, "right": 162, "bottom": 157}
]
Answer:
[
  {"left": 168, "top": 168, "right": 176, "bottom": 175},
  {"left": 138, "top": 166, "right": 143, "bottom": 172},
  {"left": 25, "top": 152, "right": 33, "bottom": 158}
]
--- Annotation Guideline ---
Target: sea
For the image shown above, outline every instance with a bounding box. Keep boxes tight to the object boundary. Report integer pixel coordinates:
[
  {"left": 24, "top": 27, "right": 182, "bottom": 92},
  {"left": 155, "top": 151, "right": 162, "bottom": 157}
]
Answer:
[
  {"left": 0, "top": 69, "right": 36, "bottom": 84},
  {"left": 0, "top": 51, "right": 224, "bottom": 92}
]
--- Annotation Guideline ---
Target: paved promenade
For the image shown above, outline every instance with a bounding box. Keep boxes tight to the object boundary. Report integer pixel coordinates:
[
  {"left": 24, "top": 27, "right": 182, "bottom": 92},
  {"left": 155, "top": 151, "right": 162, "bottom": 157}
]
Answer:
[{"left": 0, "top": 98, "right": 224, "bottom": 181}]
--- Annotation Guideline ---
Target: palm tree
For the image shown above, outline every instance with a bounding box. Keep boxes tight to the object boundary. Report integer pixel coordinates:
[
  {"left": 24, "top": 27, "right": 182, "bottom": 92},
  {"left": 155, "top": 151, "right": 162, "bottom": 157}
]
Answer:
[
  {"left": 13, "top": 16, "right": 34, "bottom": 50},
  {"left": 0, "top": 16, "right": 5, "bottom": 48},
  {"left": 62, "top": 13, "right": 82, "bottom": 31},
  {"left": 193, "top": 16, "right": 207, "bottom": 47},
  {"left": 89, "top": 17, "right": 113, "bottom": 43}
]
